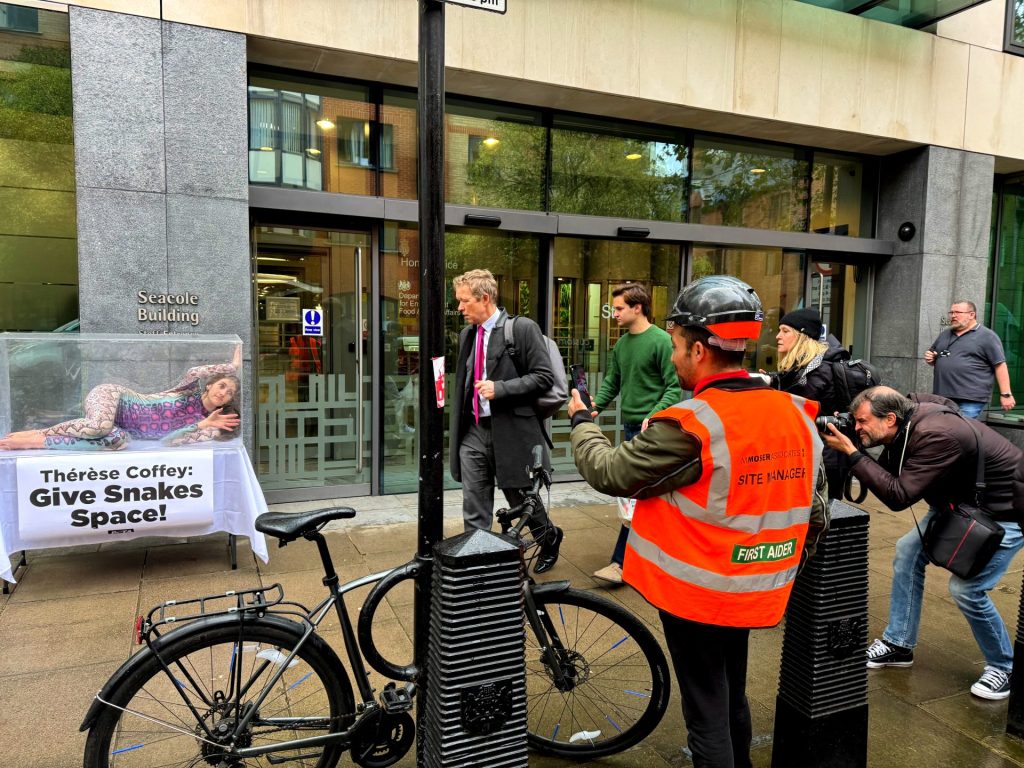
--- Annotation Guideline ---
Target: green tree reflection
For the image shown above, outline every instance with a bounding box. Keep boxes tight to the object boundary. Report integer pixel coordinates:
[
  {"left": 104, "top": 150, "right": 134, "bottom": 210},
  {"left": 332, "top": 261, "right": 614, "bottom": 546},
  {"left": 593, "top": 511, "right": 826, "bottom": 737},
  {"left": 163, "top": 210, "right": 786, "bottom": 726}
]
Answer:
[
  {"left": 691, "top": 147, "right": 809, "bottom": 232},
  {"left": 0, "top": 45, "right": 73, "bottom": 144}
]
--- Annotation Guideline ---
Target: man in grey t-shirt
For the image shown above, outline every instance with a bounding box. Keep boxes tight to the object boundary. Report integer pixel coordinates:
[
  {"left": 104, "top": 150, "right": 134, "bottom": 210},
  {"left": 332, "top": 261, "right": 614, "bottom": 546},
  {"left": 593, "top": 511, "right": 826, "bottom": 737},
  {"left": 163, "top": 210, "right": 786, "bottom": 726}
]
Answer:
[{"left": 924, "top": 300, "right": 1016, "bottom": 418}]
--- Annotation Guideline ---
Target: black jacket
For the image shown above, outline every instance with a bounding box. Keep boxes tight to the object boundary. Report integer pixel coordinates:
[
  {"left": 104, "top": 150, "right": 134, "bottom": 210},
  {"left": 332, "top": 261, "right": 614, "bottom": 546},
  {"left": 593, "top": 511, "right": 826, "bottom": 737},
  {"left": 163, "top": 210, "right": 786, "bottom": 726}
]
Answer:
[
  {"left": 775, "top": 334, "right": 849, "bottom": 416},
  {"left": 449, "top": 309, "right": 554, "bottom": 487},
  {"left": 850, "top": 394, "right": 1024, "bottom": 522}
]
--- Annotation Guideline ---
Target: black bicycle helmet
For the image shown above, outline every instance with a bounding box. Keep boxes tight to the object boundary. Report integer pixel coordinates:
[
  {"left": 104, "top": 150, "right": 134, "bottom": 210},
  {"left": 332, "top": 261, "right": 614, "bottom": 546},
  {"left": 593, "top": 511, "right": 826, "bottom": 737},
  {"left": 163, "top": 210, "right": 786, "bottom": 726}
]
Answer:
[{"left": 666, "top": 275, "right": 764, "bottom": 341}]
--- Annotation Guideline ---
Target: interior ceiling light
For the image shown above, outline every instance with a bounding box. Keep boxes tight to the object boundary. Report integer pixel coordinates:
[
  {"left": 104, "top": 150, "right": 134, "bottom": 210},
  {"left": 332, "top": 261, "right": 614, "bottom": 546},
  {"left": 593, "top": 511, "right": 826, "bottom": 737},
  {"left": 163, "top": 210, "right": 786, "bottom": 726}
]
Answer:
[
  {"left": 256, "top": 273, "right": 298, "bottom": 283},
  {"left": 625, "top": 153, "right": 643, "bottom": 161},
  {"left": 316, "top": 118, "right": 335, "bottom": 130},
  {"left": 750, "top": 168, "right": 766, "bottom": 174},
  {"left": 258, "top": 146, "right": 274, "bottom": 152},
  {"left": 307, "top": 148, "right": 321, "bottom": 156},
  {"left": 482, "top": 137, "right": 500, "bottom": 147}
]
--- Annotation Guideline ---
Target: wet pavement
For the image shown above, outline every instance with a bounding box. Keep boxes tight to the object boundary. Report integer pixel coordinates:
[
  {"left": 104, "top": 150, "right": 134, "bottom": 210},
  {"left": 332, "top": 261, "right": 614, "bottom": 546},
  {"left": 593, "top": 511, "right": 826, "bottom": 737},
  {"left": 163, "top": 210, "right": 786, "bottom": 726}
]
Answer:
[{"left": 3, "top": 482, "right": 1024, "bottom": 766}]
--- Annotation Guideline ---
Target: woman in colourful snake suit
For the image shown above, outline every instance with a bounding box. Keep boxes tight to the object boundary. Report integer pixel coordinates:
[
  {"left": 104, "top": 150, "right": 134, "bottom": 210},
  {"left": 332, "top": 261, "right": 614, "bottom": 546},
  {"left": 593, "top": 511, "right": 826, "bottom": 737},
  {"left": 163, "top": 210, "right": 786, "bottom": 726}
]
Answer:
[{"left": 0, "top": 351, "right": 241, "bottom": 451}]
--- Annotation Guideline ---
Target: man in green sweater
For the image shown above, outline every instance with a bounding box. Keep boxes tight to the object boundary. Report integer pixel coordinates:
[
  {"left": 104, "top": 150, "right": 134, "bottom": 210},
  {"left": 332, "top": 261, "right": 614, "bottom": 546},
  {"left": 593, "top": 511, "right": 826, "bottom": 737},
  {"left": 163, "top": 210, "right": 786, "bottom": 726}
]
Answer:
[{"left": 591, "top": 283, "right": 682, "bottom": 584}]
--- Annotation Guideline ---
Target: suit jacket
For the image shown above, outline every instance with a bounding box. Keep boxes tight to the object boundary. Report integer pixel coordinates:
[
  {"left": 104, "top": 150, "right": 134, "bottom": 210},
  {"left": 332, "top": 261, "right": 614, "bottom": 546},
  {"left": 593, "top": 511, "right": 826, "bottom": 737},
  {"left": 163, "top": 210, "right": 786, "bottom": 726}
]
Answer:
[{"left": 450, "top": 309, "right": 555, "bottom": 487}]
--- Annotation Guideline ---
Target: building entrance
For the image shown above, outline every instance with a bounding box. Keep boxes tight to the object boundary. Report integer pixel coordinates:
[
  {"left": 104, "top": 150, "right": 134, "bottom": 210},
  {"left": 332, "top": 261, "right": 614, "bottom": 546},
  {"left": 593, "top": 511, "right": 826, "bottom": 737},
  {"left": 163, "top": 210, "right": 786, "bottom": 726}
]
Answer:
[{"left": 253, "top": 225, "right": 371, "bottom": 498}]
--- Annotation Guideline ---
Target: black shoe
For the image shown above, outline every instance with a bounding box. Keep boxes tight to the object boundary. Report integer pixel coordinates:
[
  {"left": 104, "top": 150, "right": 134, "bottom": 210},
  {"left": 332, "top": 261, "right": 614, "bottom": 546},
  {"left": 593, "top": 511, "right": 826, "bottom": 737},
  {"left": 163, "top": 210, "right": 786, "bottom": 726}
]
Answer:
[{"left": 534, "top": 527, "right": 563, "bottom": 574}]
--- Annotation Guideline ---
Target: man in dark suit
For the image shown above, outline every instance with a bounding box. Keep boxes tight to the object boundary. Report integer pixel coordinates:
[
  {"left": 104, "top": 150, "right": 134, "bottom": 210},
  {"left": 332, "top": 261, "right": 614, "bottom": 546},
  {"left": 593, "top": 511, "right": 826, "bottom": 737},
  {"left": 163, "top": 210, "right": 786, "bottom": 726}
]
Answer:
[{"left": 450, "top": 269, "right": 563, "bottom": 572}]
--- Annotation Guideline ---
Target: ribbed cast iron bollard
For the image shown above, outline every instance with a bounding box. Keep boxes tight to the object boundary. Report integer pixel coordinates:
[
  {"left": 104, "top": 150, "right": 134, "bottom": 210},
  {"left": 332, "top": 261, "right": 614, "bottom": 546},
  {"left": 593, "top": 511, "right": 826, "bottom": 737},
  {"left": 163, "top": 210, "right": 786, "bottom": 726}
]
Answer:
[
  {"left": 1005, "top": 571, "right": 1024, "bottom": 737},
  {"left": 772, "top": 501, "right": 870, "bottom": 768},
  {"left": 421, "top": 530, "right": 528, "bottom": 767}
]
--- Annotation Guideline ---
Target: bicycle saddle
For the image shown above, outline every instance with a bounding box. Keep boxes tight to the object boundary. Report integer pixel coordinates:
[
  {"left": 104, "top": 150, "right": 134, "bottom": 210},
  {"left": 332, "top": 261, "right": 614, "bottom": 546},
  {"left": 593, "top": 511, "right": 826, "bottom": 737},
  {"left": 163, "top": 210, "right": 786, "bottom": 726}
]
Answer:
[{"left": 256, "top": 507, "right": 357, "bottom": 542}]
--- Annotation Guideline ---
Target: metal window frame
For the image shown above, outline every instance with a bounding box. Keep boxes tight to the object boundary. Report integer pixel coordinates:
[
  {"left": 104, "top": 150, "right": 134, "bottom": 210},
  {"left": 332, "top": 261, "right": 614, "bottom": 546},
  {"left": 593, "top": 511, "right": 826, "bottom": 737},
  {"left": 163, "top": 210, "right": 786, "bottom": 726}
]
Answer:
[{"left": 1006, "top": 0, "right": 1024, "bottom": 56}]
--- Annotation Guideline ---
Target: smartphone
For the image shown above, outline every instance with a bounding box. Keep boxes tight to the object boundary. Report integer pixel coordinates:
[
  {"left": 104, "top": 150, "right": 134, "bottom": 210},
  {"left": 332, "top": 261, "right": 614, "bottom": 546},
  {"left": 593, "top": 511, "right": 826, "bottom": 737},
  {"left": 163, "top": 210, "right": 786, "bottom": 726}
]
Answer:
[{"left": 570, "top": 364, "right": 593, "bottom": 410}]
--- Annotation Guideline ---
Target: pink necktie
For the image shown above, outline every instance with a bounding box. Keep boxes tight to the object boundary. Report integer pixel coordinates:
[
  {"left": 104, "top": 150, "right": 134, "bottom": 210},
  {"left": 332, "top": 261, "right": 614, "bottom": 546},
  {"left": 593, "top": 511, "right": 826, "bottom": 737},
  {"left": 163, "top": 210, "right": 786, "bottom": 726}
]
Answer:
[{"left": 473, "top": 325, "right": 485, "bottom": 424}]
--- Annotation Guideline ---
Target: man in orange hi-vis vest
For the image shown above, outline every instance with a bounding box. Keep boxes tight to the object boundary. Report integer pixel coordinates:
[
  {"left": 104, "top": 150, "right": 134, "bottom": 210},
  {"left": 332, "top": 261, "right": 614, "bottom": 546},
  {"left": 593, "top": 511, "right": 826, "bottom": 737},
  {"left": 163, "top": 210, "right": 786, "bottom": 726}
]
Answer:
[{"left": 569, "top": 275, "right": 826, "bottom": 768}]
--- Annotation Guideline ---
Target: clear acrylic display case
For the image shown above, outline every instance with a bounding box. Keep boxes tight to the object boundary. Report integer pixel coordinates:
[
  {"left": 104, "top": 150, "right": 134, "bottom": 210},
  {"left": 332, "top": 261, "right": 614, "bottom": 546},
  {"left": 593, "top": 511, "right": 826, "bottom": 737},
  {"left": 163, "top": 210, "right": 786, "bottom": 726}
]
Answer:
[{"left": 0, "top": 334, "right": 243, "bottom": 450}]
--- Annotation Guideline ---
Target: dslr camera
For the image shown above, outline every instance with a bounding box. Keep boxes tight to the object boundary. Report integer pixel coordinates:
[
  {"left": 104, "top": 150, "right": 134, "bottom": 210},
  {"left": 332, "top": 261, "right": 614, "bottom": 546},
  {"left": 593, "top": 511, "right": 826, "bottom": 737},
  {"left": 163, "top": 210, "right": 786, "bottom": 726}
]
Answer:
[{"left": 815, "top": 412, "right": 855, "bottom": 439}]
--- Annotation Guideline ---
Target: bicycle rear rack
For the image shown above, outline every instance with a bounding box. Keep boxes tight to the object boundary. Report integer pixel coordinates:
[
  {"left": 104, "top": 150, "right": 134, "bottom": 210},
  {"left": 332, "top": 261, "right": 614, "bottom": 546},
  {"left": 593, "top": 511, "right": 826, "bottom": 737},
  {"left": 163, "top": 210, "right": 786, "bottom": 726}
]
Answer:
[{"left": 140, "top": 583, "right": 310, "bottom": 641}]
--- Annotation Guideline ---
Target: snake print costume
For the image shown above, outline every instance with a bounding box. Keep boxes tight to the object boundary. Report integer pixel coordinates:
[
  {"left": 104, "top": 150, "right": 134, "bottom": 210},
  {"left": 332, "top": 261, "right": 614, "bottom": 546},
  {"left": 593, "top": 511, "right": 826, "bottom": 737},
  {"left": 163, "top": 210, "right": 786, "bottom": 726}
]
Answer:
[{"left": 41, "top": 363, "right": 237, "bottom": 451}]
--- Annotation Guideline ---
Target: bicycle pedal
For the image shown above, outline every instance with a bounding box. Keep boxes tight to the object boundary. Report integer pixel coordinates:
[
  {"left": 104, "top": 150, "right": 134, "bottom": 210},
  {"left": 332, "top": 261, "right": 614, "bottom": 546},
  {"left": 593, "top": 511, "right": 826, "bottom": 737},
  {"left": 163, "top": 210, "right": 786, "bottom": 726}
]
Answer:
[{"left": 380, "top": 681, "right": 415, "bottom": 713}]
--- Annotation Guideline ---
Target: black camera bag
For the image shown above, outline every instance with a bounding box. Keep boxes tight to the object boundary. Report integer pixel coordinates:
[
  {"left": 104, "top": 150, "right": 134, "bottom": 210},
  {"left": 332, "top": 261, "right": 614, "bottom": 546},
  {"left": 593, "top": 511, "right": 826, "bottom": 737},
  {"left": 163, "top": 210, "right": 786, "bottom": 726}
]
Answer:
[{"left": 915, "top": 419, "right": 1004, "bottom": 580}]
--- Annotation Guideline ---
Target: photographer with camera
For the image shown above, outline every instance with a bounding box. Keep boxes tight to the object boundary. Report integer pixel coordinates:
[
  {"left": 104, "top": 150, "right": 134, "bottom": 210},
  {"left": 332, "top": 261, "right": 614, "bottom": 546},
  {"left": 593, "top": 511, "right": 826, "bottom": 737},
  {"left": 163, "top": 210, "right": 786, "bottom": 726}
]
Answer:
[{"left": 821, "top": 386, "right": 1024, "bottom": 699}]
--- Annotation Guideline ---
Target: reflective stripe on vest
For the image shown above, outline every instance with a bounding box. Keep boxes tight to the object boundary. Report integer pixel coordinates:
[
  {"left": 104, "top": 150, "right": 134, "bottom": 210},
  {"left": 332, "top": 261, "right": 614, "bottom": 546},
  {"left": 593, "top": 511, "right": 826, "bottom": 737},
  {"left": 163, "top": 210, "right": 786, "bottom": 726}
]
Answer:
[{"left": 623, "top": 387, "right": 823, "bottom": 628}]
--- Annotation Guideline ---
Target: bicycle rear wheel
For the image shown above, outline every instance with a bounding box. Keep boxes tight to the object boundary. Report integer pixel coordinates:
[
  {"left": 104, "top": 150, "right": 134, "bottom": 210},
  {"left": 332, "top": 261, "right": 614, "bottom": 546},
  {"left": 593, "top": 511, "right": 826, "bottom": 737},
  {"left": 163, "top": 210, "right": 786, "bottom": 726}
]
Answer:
[
  {"left": 525, "top": 587, "right": 670, "bottom": 759},
  {"left": 83, "top": 616, "right": 354, "bottom": 767}
]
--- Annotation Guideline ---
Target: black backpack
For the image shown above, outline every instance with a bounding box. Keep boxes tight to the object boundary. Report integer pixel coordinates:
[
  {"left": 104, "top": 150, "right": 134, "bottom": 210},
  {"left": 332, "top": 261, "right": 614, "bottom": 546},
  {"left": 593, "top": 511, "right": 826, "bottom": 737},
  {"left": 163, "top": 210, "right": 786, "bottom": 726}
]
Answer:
[{"left": 830, "top": 358, "right": 882, "bottom": 411}]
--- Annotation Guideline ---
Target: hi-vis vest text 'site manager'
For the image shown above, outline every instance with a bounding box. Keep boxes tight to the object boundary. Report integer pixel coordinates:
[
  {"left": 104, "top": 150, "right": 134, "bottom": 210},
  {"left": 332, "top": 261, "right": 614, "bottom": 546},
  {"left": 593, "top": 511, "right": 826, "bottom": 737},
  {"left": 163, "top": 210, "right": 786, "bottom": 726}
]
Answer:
[{"left": 624, "top": 387, "right": 822, "bottom": 628}]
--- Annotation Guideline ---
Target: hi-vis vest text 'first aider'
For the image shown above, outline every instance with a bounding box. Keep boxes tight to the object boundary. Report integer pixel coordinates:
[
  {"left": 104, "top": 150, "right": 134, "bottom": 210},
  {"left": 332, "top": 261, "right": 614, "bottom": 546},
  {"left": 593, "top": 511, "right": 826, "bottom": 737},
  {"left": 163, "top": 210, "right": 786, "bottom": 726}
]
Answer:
[{"left": 623, "top": 387, "right": 822, "bottom": 628}]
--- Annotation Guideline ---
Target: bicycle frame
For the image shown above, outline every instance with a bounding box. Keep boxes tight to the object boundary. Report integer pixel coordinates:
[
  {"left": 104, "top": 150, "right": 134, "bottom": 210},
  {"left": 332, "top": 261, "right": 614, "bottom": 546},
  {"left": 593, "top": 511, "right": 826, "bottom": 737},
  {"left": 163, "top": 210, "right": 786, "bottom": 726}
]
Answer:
[
  {"left": 495, "top": 463, "right": 580, "bottom": 695},
  {"left": 83, "top": 528, "right": 410, "bottom": 761}
]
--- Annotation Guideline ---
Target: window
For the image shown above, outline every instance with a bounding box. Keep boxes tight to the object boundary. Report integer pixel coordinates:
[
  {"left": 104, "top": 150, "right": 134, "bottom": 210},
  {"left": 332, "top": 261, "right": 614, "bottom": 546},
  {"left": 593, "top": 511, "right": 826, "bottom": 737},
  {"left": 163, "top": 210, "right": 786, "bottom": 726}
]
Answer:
[
  {"left": 246, "top": 73, "right": 875, "bottom": 235},
  {"left": 810, "top": 153, "right": 867, "bottom": 236},
  {"left": 337, "top": 119, "right": 370, "bottom": 166},
  {"left": 0, "top": 5, "right": 76, "bottom": 332},
  {"left": 1007, "top": 0, "right": 1024, "bottom": 55},
  {"left": 987, "top": 177, "right": 1024, "bottom": 415},
  {"left": 550, "top": 115, "right": 688, "bottom": 222},
  {"left": 446, "top": 97, "right": 545, "bottom": 210},
  {"left": 379, "top": 124, "right": 395, "bottom": 170},
  {"left": 248, "top": 75, "right": 374, "bottom": 194},
  {"left": 0, "top": 3, "right": 39, "bottom": 33},
  {"left": 691, "top": 138, "right": 809, "bottom": 232}
]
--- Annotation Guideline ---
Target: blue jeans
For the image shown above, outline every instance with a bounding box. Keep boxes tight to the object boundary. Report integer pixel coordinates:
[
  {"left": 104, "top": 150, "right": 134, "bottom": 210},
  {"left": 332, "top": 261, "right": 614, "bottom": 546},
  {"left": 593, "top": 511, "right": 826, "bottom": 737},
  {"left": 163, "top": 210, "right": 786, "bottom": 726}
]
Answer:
[
  {"left": 954, "top": 400, "right": 985, "bottom": 419},
  {"left": 610, "top": 422, "right": 643, "bottom": 565},
  {"left": 883, "top": 508, "right": 1024, "bottom": 671}
]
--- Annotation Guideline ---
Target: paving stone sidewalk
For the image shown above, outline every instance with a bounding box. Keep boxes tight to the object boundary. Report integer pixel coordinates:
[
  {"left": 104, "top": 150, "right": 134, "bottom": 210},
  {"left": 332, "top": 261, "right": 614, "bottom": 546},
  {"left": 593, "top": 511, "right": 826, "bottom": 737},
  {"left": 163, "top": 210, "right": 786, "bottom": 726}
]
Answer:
[{"left": 2, "top": 484, "right": 1024, "bottom": 766}]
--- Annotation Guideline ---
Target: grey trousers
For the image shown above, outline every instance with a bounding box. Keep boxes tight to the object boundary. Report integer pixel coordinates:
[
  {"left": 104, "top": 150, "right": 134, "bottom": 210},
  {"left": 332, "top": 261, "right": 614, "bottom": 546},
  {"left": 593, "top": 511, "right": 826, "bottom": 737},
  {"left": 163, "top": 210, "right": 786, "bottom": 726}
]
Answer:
[
  {"left": 459, "top": 420, "right": 526, "bottom": 531},
  {"left": 459, "top": 420, "right": 557, "bottom": 544}
]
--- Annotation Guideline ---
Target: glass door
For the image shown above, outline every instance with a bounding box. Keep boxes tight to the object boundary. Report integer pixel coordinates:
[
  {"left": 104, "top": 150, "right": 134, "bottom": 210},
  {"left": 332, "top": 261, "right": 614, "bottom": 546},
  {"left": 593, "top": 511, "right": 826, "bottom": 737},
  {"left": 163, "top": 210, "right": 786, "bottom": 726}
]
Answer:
[
  {"left": 551, "top": 237, "right": 682, "bottom": 476},
  {"left": 253, "top": 225, "right": 372, "bottom": 497},
  {"left": 378, "top": 223, "right": 542, "bottom": 495}
]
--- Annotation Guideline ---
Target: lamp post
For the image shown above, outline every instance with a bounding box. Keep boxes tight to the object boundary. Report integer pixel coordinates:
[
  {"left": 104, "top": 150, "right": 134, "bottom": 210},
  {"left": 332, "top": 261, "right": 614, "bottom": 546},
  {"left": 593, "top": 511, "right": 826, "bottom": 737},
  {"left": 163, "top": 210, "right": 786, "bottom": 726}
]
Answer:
[{"left": 414, "top": 1, "right": 446, "bottom": 764}]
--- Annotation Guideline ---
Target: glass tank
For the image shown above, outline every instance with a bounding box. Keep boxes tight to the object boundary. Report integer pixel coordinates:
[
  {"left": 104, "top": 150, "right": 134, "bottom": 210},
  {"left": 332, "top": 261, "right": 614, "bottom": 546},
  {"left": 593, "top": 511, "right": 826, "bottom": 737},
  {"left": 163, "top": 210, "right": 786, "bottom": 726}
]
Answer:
[{"left": 0, "top": 334, "right": 243, "bottom": 452}]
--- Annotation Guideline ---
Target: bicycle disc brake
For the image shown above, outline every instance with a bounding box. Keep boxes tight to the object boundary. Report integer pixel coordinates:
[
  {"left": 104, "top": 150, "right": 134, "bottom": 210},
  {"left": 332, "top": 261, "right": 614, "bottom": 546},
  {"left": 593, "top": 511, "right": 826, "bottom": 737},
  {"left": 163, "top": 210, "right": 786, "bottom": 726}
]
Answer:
[{"left": 351, "top": 710, "right": 415, "bottom": 768}]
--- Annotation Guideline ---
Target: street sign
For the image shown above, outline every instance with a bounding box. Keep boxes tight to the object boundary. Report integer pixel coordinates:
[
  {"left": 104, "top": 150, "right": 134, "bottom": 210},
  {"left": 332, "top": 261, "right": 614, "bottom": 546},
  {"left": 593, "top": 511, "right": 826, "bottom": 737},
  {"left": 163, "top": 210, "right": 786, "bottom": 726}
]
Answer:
[{"left": 445, "top": 0, "right": 506, "bottom": 13}]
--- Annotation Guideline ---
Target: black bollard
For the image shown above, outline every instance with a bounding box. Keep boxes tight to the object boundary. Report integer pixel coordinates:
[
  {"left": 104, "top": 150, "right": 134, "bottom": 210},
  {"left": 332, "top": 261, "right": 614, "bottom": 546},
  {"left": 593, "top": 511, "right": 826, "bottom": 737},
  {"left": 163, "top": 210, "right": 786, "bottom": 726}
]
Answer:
[
  {"left": 420, "top": 529, "right": 528, "bottom": 767},
  {"left": 772, "top": 501, "right": 869, "bottom": 768},
  {"left": 1005, "top": 570, "right": 1024, "bottom": 737}
]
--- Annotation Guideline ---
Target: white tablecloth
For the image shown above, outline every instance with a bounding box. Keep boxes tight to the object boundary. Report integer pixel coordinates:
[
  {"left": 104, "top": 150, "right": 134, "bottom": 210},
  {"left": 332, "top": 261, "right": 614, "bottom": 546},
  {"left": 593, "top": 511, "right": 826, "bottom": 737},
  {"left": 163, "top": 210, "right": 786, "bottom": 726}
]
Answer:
[{"left": 0, "top": 441, "right": 269, "bottom": 582}]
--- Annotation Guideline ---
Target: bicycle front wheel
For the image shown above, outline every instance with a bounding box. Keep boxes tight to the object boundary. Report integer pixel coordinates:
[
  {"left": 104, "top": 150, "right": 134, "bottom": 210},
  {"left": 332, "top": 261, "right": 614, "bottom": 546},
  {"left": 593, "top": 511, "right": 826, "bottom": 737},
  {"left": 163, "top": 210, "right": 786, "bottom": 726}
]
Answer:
[
  {"left": 525, "top": 587, "right": 670, "bottom": 759},
  {"left": 83, "top": 616, "right": 354, "bottom": 768}
]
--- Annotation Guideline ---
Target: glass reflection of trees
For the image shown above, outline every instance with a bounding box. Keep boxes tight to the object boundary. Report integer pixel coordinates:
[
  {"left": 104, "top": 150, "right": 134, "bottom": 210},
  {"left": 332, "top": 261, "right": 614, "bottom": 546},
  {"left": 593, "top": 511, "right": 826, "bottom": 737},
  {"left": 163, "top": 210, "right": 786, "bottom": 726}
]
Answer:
[
  {"left": 450, "top": 113, "right": 546, "bottom": 211},
  {"left": 550, "top": 128, "right": 687, "bottom": 221},
  {"left": 0, "top": 7, "right": 77, "bottom": 332},
  {"left": 691, "top": 140, "right": 809, "bottom": 232}
]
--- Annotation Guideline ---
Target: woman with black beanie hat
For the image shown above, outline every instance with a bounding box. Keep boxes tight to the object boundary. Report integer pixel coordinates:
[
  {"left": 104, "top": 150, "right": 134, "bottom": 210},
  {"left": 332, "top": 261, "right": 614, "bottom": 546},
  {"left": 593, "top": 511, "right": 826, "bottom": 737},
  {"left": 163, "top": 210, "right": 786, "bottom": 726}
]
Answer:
[{"left": 772, "top": 307, "right": 850, "bottom": 500}]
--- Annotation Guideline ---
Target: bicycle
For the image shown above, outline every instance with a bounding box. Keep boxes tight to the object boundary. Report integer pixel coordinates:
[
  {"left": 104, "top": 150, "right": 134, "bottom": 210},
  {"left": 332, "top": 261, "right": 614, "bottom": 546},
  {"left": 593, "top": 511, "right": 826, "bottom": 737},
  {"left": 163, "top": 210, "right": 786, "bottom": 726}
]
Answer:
[
  {"left": 494, "top": 447, "right": 670, "bottom": 759},
  {"left": 80, "top": 450, "right": 669, "bottom": 766}
]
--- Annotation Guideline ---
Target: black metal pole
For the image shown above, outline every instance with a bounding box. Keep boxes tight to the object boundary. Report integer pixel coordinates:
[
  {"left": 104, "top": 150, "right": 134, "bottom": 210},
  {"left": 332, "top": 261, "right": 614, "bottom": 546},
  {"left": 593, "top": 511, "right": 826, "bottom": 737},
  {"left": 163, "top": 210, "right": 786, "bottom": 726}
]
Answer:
[
  {"left": 416, "top": 0, "right": 445, "bottom": 764},
  {"left": 1005, "top": 570, "right": 1024, "bottom": 737}
]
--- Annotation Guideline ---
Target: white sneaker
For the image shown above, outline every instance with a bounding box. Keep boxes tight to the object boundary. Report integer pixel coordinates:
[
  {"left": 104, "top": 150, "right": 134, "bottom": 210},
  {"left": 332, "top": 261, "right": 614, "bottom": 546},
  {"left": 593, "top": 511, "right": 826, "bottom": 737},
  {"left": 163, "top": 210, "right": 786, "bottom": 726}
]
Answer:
[
  {"left": 971, "top": 666, "right": 1011, "bottom": 700},
  {"left": 593, "top": 562, "right": 623, "bottom": 585}
]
